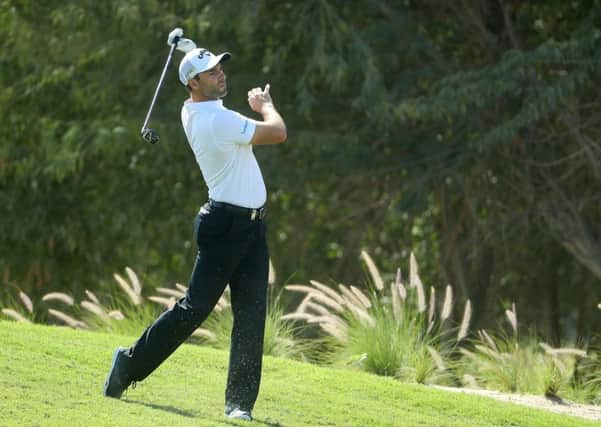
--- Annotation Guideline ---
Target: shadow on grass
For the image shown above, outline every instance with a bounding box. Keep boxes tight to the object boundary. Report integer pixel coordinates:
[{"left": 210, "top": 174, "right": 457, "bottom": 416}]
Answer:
[
  {"left": 544, "top": 394, "right": 566, "bottom": 404},
  {"left": 223, "top": 419, "right": 285, "bottom": 427},
  {"left": 123, "top": 400, "right": 285, "bottom": 426},
  {"left": 253, "top": 418, "right": 286, "bottom": 427},
  {"left": 123, "top": 399, "right": 196, "bottom": 418}
]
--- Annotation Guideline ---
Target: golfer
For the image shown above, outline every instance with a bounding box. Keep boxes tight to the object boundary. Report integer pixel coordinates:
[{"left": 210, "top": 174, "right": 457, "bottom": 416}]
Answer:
[{"left": 103, "top": 46, "right": 287, "bottom": 422}]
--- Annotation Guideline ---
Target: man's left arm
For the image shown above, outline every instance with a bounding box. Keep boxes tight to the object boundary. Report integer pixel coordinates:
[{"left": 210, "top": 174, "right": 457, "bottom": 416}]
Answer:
[{"left": 247, "top": 84, "right": 287, "bottom": 146}]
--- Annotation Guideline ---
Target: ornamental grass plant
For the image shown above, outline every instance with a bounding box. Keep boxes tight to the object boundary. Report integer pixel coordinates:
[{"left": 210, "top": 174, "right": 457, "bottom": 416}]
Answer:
[
  {"left": 283, "top": 251, "right": 471, "bottom": 384},
  {"left": 570, "top": 341, "right": 601, "bottom": 404},
  {"left": 3, "top": 255, "right": 601, "bottom": 405},
  {"left": 458, "top": 304, "right": 588, "bottom": 398}
]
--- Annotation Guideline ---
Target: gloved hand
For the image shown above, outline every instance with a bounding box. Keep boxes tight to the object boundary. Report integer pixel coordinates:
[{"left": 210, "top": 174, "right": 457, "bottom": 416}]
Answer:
[
  {"left": 167, "top": 28, "right": 183, "bottom": 46},
  {"left": 166, "top": 28, "right": 196, "bottom": 53}
]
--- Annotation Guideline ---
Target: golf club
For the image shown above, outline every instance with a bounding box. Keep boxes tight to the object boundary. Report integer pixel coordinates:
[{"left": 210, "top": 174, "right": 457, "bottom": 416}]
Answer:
[{"left": 140, "top": 28, "right": 183, "bottom": 144}]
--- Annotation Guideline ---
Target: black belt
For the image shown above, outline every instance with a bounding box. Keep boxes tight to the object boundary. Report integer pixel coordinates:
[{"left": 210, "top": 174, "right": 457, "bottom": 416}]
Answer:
[{"left": 208, "top": 199, "right": 266, "bottom": 221}]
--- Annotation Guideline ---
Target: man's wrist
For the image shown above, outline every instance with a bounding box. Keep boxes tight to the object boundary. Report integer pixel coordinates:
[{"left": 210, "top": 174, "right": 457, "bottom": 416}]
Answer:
[{"left": 260, "top": 102, "right": 276, "bottom": 114}]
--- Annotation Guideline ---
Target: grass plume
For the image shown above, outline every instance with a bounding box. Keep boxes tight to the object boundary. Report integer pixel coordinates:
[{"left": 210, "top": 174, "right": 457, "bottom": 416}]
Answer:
[
  {"left": 42, "top": 292, "right": 74, "bottom": 306},
  {"left": 458, "top": 300, "right": 472, "bottom": 341},
  {"left": 440, "top": 285, "right": 453, "bottom": 322},
  {"left": 113, "top": 270, "right": 142, "bottom": 305},
  {"left": 19, "top": 291, "right": 33, "bottom": 314},
  {"left": 2, "top": 308, "right": 31, "bottom": 323},
  {"left": 360, "top": 250, "right": 384, "bottom": 290},
  {"left": 48, "top": 309, "right": 87, "bottom": 328}
]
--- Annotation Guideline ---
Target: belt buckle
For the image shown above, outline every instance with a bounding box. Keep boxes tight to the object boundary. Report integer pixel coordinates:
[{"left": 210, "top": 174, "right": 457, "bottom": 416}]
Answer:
[
  {"left": 250, "top": 209, "right": 257, "bottom": 221},
  {"left": 258, "top": 206, "right": 265, "bottom": 220}
]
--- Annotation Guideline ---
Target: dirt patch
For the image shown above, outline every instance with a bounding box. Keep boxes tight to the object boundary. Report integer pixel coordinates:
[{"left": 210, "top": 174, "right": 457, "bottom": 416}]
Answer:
[{"left": 431, "top": 385, "right": 601, "bottom": 421}]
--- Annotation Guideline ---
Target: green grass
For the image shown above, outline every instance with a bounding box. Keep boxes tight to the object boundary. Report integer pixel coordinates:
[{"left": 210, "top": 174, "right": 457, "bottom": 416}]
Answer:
[{"left": 0, "top": 320, "right": 597, "bottom": 427}]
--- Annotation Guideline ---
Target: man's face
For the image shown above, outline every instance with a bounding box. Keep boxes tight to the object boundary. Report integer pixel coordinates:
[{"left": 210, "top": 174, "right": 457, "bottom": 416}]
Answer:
[{"left": 191, "top": 63, "right": 227, "bottom": 99}]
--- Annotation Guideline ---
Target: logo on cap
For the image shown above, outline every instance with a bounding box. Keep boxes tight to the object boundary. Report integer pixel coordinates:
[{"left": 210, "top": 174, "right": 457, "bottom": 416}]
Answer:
[{"left": 198, "top": 49, "right": 212, "bottom": 60}]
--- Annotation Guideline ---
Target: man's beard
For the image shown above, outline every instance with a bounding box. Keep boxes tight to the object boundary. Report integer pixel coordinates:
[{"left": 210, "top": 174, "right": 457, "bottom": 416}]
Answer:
[
  {"left": 198, "top": 80, "right": 227, "bottom": 99},
  {"left": 206, "top": 85, "right": 227, "bottom": 99}
]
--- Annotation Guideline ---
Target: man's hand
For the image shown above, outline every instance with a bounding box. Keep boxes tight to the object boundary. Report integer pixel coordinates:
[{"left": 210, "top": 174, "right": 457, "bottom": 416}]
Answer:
[
  {"left": 248, "top": 84, "right": 274, "bottom": 113},
  {"left": 167, "top": 28, "right": 184, "bottom": 46},
  {"left": 247, "top": 84, "right": 287, "bottom": 145}
]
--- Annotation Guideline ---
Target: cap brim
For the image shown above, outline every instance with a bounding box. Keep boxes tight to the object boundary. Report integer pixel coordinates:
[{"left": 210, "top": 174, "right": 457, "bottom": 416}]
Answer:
[{"left": 206, "top": 52, "right": 231, "bottom": 71}]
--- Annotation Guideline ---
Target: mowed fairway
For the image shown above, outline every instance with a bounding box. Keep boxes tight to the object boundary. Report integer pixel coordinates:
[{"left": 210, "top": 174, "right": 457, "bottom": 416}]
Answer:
[{"left": 0, "top": 320, "right": 596, "bottom": 426}]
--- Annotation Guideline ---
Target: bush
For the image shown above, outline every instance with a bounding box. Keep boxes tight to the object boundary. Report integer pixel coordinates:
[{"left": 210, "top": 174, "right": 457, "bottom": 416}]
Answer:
[{"left": 283, "top": 251, "right": 470, "bottom": 384}]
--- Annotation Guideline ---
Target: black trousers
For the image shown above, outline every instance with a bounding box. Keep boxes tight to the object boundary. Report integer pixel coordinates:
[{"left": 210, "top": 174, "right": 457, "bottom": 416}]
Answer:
[{"left": 127, "top": 202, "right": 269, "bottom": 411}]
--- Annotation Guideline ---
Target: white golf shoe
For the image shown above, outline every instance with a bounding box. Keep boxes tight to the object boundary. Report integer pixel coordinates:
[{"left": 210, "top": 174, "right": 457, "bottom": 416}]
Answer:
[{"left": 225, "top": 405, "right": 252, "bottom": 421}]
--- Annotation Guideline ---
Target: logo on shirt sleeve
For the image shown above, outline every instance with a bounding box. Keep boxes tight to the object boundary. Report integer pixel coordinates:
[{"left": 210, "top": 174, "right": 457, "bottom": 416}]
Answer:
[{"left": 241, "top": 119, "right": 249, "bottom": 134}]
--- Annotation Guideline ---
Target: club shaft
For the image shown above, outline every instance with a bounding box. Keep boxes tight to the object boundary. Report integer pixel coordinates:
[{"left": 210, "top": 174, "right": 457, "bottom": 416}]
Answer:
[{"left": 141, "top": 41, "right": 178, "bottom": 133}]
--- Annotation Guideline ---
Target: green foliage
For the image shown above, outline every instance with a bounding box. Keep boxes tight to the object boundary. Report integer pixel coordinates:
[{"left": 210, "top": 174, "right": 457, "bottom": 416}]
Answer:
[
  {"left": 285, "top": 252, "right": 459, "bottom": 384},
  {"left": 200, "top": 288, "right": 326, "bottom": 362},
  {"left": 264, "top": 291, "right": 332, "bottom": 363},
  {"left": 0, "top": 266, "right": 328, "bottom": 364},
  {"left": 572, "top": 343, "right": 601, "bottom": 404},
  {"left": 2, "top": 0, "right": 601, "bottom": 353},
  {"left": 345, "top": 299, "right": 417, "bottom": 377},
  {"left": 2, "top": 259, "right": 600, "bottom": 404},
  {"left": 342, "top": 288, "right": 456, "bottom": 385},
  {"left": 81, "top": 299, "right": 161, "bottom": 338},
  {"left": 262, "top": 293, "right": 298, "bottom": 358},
  {"left": 459, "top": 330, "right": 583, "bottom": 398},
  {"left": 197, "top": 303, "right": 233, "bottom": 350}
]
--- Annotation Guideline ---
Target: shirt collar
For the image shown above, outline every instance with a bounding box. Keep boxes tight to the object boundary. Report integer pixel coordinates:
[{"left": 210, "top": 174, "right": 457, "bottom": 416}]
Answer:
[{"left": 184, "top": 99, "right": 224, "bottom": 110}]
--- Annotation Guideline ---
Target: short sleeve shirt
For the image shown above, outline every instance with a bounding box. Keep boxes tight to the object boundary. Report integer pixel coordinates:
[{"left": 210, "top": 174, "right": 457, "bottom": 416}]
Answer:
[{"left": 181, "top": 99, "right": 266, "bottom": 208}]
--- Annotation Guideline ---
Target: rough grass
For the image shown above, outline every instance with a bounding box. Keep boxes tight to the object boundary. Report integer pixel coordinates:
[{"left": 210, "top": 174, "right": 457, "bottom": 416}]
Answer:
[{"left": 0, "top": 320, "right": 597, "bottom": 427}]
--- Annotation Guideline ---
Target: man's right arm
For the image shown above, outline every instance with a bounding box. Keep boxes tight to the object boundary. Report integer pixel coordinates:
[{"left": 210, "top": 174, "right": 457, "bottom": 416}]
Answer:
[{"left": 248, "top": 84, "right": 287, "bottom": 145}]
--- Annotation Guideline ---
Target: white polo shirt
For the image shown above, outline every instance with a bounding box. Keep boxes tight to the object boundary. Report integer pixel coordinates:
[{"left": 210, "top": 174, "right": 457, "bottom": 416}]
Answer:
[{"left": 181, "top": 99, "right": 267, "bottom": 209}]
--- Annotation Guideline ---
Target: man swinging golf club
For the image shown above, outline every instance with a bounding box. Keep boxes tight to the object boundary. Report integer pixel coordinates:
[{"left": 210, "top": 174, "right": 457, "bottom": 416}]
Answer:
[{"left": 103, "top": 31, "right": 287, "bottom": 422}]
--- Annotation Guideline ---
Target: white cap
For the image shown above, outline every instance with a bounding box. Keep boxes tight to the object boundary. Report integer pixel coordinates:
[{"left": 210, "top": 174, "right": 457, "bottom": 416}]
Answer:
[{"left": 178, "top": 48, "right": 231, "bottom": 85}]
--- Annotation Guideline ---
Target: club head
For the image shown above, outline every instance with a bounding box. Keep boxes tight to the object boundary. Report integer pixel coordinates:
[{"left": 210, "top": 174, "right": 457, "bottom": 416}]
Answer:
[
  {"left": 176, "top": 38, "right": 197, "bottom": 54},
  {"left": 141, "top": 128, "right": 160, "bottom": 144}
]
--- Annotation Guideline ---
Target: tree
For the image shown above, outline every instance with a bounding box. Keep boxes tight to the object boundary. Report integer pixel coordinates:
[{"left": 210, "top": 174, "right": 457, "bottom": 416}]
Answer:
[{"left": 2, "top": 0, "right": 600, "bottom": 340}]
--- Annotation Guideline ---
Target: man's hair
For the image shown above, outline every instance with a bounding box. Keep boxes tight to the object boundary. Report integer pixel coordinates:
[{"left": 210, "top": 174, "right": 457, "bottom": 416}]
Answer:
[{"left": 186, "top": 73, "right": 202, "bottom": 92}]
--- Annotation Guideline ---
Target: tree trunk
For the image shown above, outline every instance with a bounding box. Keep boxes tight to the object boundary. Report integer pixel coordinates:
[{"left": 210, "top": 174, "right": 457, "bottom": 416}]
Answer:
[{"left": 548, "top": 278, "right": 561, "bottom": 346}]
